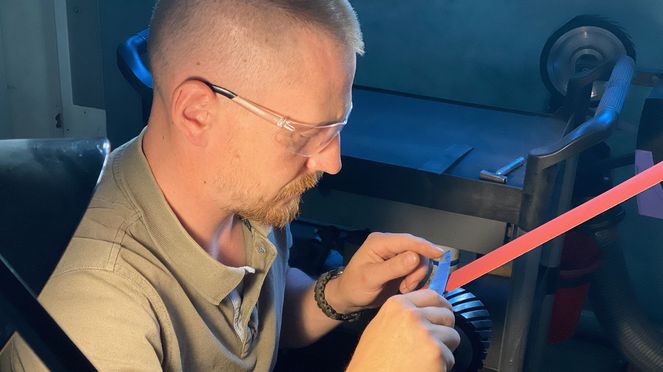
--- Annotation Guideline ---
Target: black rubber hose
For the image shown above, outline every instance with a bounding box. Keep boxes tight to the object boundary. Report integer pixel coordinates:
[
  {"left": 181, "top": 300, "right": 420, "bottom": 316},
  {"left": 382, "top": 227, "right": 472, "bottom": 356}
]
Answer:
[{"left": 589, "top": 226, "right": 663, "bottom": 372}]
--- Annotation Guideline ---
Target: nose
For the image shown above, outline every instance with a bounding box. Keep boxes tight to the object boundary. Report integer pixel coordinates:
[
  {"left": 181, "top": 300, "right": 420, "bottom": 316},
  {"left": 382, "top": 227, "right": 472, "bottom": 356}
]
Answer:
[{"left": 306, "top": 135, "right": 342, "bottom": 175}]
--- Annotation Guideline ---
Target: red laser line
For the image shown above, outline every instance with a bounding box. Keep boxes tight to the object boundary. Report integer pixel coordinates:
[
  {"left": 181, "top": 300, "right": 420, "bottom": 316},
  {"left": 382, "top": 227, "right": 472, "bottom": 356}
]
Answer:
[{"left": 446, "top": 161, "right": 663, "bottom": 292}]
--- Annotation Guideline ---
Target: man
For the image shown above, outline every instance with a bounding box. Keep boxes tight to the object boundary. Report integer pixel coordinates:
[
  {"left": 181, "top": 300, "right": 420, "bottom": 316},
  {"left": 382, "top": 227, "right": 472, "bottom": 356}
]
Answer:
[{"left": 1, "top": 0, "right": 459, "bottom": 371}]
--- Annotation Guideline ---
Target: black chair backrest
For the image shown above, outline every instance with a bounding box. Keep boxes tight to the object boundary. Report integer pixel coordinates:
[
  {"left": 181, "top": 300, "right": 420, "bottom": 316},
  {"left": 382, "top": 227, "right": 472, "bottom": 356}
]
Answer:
[
  {"left": 0, "top": 137, "right": 108, "bottom": 371},
  {"left": 0, "top": 138, "right": 109, "bottom": 293}
]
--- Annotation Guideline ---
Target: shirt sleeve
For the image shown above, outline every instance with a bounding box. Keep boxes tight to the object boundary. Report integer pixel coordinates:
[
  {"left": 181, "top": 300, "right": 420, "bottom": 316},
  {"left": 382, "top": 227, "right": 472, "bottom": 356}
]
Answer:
[{"left": 0, "top": 268, "right": 163, "bottom": 371}]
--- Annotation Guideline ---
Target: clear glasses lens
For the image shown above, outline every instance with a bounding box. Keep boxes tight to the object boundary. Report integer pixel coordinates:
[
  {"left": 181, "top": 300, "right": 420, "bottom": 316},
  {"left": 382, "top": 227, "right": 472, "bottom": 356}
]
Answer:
[
  {"left": 277, "top": 124, "right": 345, "bottom": 156},
  {"left": 221, "top": 86, "right": 351, "bottom": 156}
]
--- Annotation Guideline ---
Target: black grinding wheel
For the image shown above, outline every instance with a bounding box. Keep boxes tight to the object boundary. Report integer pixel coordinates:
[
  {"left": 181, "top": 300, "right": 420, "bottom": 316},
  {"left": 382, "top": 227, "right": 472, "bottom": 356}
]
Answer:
[{"left": 446, "top": 288, "right": 492, "bottom": 372}]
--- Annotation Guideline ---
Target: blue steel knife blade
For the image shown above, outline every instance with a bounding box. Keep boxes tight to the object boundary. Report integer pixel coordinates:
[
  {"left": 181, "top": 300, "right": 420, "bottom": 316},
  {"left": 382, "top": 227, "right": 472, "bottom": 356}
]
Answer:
[{"left": 429, "top": 250, "right": 451, "bottom": 295}]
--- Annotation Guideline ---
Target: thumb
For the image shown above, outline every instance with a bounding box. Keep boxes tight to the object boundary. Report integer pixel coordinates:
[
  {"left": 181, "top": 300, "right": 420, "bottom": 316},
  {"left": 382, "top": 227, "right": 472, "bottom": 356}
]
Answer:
[{"left": 368, "top": 251, "right": 420, "bottom": 287}]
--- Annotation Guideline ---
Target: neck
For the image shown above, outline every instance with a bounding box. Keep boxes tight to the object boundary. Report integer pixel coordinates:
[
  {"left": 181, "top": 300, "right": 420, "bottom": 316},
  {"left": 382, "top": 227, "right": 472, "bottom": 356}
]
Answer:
[
  {"left": 211, "top": 215, "right": 247, "bottom": 267},
  {"left": 142, "top": 123, "right": 246, "bottom": 267}
]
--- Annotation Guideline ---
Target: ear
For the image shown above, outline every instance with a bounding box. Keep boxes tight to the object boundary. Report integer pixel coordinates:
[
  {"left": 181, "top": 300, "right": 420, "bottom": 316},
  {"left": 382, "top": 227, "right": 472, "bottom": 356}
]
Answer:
[{"left": 170, "top": 80, "right": 217, "bottom": 147}]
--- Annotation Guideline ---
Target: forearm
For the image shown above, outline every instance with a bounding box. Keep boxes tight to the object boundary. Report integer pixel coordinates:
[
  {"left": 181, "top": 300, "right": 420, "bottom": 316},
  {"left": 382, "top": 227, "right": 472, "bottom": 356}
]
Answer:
[{"left": 280, "top": 267, "right": 351, "bottom": 348}]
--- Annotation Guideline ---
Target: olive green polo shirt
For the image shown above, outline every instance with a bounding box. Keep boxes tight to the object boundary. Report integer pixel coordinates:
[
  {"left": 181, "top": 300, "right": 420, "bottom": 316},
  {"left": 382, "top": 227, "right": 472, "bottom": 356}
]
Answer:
[{"left": 0, "top": 131, "right": 291, "bottom": 371}]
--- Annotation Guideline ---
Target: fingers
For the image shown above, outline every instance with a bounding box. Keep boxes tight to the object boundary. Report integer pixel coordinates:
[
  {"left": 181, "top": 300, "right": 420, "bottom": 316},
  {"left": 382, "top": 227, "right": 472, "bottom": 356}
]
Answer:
[
  {"left": 432, "top": 326, "right": 461, "bottom": 370},
  {"left": 441, "top": 327, "right": 462, "bottom": 353},
  {"left": 367, "top": 250, "right": 420, "bottom": 288},
  {"left": 401, "top": 289, "right": 453, "bottom": 310},
  {"left": 399, "top": 256, "right": 430, "bottom": 293},
  {"left": 379, "top": 294, "right": 460, "bottom": 371},
  {"left": 415, "top": 311, "right": 460, "bottom": 370},
  {"left": 438, "top": 339, "right": 457, "bottom": 371},
  {"left": 361, "top": 233, "right": 441, "bottom": 289},
  {"left": 427, "top": 325, "right": 460, "bottom": 371},
  {"left": 365, "top": 232, "right": 444, "bottom": 261},
  {"left": 420, "top": 306, "right": 455, "bottom": 327}
]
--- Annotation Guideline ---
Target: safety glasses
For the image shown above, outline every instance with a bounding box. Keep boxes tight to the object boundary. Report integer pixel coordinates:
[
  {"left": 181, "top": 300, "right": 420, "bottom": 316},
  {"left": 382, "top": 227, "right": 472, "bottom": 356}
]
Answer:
[{"left": 203, "top": 81, "right": 352, "bottom": 157}]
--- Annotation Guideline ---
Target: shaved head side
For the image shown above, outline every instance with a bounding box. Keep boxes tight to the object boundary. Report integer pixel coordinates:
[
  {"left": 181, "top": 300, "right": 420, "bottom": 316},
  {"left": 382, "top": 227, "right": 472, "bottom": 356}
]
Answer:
[
  {"left": 143, "top": 0, "right": 361, "bottom": 235},
  {"left": 148, "top": 0, "right": 364, "bottom": 97}
]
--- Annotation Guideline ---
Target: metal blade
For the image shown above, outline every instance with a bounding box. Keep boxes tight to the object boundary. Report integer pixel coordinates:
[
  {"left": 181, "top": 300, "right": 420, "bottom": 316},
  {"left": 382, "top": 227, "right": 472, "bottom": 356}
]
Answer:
[{"left": 429, "top": 250, "right": 451, "bottom": 295}]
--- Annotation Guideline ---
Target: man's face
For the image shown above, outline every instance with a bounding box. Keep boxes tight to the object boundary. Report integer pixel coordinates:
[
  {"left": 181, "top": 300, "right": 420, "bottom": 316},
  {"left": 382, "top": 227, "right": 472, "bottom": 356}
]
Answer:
[{"left": 205, "top": 28, "right": 357, "bottom": 227}]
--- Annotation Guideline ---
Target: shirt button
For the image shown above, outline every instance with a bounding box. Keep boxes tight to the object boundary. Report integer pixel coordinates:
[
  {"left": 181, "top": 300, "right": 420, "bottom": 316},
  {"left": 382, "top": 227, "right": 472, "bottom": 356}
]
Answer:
[{"left": 257, "top": 245, "right": 266, "bottom": 254}]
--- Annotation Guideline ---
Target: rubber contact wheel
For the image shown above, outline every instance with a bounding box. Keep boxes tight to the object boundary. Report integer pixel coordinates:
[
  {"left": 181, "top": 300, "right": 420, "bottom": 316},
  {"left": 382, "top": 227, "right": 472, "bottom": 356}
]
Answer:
[{"left": 446, "top": 288, "right": 492, "bottom": 372}]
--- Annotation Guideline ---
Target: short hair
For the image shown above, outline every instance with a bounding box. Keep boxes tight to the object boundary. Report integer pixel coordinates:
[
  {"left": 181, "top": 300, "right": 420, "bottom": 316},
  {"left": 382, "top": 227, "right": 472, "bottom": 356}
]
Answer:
[{"left": 148, "top": 0, "right": 364, "bottom": 91}]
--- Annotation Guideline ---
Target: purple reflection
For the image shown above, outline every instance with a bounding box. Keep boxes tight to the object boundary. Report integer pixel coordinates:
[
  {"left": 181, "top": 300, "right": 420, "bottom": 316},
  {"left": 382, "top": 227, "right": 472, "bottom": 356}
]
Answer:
[{"left": 635, "top": 150, "right": 663, "bottom": 219}]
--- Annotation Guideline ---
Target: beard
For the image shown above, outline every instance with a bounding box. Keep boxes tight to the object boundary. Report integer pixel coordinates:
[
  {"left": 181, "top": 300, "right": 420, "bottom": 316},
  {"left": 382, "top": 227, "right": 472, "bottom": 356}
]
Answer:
[{"left": 237, "top": 171, "right": 323, "bottom": 228}]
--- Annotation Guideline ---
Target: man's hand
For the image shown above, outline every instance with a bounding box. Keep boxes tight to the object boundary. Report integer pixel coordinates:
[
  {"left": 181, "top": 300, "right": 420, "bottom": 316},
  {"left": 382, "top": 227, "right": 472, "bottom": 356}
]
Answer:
[
  {"left": 325, "top": 232, "right": 445, "bottom": 313},
  {"left": 280, "top": 232, "right": 448, "bottom": 348},
  {"left": 347, "top": 289, "right": 461, "bottom": 372}
]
